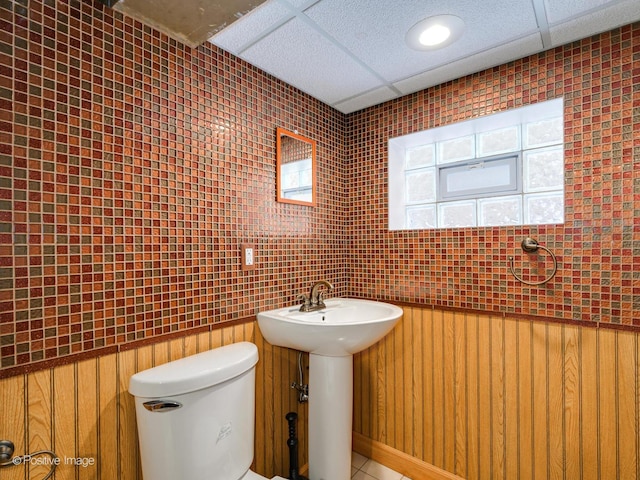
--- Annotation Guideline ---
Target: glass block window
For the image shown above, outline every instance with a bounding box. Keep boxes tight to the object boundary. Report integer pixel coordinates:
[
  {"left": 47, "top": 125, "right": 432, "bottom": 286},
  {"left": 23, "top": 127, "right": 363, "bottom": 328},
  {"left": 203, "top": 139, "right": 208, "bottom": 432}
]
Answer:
[
  {"left": 388, "top": 98, "right": 564, "bottom": 230},
  {"left": 438, "top": 200, "right": 477, "bottom": 228},
  {"left": 523, "top": 147, "right": 564, "bottom": 192},
  {"left": 407, "top": 205, "right": 436, "bottom": 229},
  {"left": 438, "top": 135, "right": 475, "bottom": 163},
  {"left": 477, "top": 126, "right": 520, "bottom": 157},
  {"left": 406, "top": 169, "right": 437, "bottom": 203},
  {"left": 406, "top": 144, "right": 435, "bottom": 169},
  {"left": 478, "top": 196, "right": 522, "bottom": 226}
]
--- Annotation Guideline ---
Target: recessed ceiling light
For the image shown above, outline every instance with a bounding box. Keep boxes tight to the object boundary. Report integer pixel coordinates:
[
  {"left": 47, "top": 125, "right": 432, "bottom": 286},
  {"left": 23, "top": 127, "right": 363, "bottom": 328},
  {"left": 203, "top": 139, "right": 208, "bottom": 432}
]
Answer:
[{"left": 406, "top": 15, "right": 465, "bottom": 51}]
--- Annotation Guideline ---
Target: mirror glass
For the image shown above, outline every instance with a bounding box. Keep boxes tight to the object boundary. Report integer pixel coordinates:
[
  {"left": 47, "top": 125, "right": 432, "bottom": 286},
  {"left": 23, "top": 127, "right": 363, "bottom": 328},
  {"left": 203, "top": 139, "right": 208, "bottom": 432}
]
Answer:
[{"left": 276, "top": 127, "right": 316, "bottom": 206}]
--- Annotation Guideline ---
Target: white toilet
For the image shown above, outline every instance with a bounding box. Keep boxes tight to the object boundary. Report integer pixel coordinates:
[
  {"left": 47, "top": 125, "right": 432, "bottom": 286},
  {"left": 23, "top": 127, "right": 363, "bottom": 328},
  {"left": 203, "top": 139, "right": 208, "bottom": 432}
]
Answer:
[{"left": 129, "top": 341, "right": 286, "bottom": 480}]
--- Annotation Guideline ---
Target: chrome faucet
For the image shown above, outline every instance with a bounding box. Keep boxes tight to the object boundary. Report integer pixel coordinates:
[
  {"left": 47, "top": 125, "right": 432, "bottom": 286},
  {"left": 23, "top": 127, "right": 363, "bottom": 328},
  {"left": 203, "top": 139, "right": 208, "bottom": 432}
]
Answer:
[{"left": 298, "top": 280, "right": 334, "bottom": 312}]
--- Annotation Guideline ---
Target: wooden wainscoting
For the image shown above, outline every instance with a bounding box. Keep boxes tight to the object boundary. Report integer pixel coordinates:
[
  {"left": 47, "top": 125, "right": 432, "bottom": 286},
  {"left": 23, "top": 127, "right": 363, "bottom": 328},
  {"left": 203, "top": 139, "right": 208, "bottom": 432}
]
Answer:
[
  {"left": 353, "top": 307, "right": 639, "bottom": 480},
  {"left": 0, "top": 322, "right": 307, "bottom": 480},
  {"left": 4, "top": 306, "right": 638, "bottom": 480}
]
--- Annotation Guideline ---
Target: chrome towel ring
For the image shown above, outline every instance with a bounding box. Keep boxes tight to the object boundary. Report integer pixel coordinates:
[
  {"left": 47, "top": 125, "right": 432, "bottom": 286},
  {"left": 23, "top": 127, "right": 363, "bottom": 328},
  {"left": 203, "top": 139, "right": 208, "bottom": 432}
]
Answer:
[{"left": 508, "top": 237, "right": 558, "bottom": 286}]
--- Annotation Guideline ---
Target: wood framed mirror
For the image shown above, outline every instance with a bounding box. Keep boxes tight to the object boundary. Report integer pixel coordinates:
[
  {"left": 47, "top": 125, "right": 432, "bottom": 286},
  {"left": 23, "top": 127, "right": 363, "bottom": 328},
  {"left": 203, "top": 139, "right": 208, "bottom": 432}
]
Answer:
[{"left": 276, "top": 127, "right": 316, "bottom": 206}]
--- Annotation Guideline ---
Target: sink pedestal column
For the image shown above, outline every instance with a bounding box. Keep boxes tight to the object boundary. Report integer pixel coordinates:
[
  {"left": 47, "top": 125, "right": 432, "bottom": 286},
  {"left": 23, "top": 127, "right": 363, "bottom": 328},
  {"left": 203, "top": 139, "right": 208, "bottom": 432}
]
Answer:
[{"left": 308, "top": 353, "right": 353, "bottom": 480}]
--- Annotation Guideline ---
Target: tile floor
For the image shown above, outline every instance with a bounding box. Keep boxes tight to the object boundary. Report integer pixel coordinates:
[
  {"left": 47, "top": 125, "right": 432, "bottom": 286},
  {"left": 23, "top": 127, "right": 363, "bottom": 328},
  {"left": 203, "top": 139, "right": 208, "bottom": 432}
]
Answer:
[{"left": 351, "top": 452, "right": 412, "bottom": 480}]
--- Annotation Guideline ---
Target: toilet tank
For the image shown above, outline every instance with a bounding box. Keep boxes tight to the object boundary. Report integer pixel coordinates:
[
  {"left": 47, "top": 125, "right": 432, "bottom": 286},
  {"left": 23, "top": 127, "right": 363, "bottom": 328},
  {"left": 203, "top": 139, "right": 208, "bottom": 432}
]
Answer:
[{"left": 129, "top": 342, "right": 259, "bottom": 480}]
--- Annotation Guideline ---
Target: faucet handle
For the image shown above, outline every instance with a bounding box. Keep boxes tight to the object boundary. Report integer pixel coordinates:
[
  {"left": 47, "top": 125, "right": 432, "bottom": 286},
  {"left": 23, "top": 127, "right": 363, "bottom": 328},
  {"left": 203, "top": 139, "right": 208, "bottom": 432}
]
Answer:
[
  {"left": 314, "top": 291, "right": 328, "bottom": 310},
  {"left": 297, "top": 293, "right": 310, "bottom": 308}
]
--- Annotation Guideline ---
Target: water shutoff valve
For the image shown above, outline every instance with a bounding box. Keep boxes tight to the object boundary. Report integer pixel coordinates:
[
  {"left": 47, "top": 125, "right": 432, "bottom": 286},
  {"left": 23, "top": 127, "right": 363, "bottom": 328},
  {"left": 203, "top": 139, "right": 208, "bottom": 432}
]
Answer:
[{"left": 291, "top": 381, "right": 309, "bottom": 403}]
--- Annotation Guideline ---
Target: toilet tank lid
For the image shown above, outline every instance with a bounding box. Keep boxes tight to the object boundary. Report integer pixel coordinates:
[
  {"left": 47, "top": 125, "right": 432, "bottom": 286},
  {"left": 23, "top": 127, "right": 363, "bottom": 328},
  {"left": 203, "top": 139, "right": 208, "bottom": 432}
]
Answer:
[{"left": 128, "top": 341, "right": 258, "bottom": 398}]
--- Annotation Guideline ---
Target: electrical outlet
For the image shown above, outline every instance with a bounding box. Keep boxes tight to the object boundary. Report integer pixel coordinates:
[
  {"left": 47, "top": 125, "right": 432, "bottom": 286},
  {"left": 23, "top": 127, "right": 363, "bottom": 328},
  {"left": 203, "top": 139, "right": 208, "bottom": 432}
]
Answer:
[{"left": 241, "top": 244, "right": 256, "bottom": 271}]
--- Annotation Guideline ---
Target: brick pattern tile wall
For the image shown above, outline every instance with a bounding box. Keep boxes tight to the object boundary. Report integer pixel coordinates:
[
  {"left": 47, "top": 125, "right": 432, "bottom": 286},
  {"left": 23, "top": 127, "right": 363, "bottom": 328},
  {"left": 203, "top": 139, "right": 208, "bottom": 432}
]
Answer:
[
  {"left": 346, "top": 24, "right": 640, "bottom": 326},
  {"left": 1, "top": 0, "right": 639, "bottom": 372},
  {"left": 0, "top": 0, "right": 347, "bottom": 369}
]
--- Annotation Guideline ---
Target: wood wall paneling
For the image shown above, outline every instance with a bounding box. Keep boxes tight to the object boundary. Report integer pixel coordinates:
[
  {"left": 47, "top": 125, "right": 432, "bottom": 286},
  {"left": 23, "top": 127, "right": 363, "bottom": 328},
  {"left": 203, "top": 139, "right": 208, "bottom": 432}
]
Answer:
[
  {"left": 617, "top": 330, "right": 638, "bottom": 479},
  {"left": 581, "top": 326, "right": 599, "bottom": 480},
  {"left": 53, "top": 364, "right": 76, "bottom": 480},
  {"left": 76, "top": 358, "right": 98, "bottom": 480},
  {"left": 563, "top": 325, "right": 581, "bottom": 480},
  {"left": 352, "top": 307, "right": 640, "bottom": 480},
  {"left": 599, "top": 329, "right": 617, "bottom": 479},
  {"left": 1, "top": 310, "right": 638, "bottom": 480},
  {"left": 99, "top": 354, "right": 118, "bottom": 480},
  {"left": 0, "top": 375, "right": 24, "bottom": 480},
  {"left": 0, "top": 323, "right": 306, "bottom": 480},
  {"left": 118, "top": 349, "right": 138, "bottom": 480},
  {"left": 503, "top": 318, "right": 517, "bottom": 480},
  {"left": 27, "top": 370, "right": 51, "bottom": 480}
]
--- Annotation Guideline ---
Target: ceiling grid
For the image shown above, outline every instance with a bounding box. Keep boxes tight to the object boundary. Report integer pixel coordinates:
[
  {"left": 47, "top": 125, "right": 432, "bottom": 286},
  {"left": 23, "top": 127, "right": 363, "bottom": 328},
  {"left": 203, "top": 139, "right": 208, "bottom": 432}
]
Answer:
[{"left": 205, "top": 0, "right": 640, "bottom": 113}]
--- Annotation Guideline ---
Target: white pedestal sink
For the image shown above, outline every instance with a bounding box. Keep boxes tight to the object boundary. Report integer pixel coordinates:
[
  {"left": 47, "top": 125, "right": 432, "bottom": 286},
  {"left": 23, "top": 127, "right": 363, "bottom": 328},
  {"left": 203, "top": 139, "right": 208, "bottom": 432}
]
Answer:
[{"left": 257, "top": 298, "right": 403, "bottom": 480}]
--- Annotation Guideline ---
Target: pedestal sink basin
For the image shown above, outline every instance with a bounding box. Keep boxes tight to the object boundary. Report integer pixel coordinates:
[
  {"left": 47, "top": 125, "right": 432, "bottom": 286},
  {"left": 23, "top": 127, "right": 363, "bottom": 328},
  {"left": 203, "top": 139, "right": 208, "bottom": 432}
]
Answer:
[
  {"left": 257, "top": 298, "right": 403, "bottom": 480},
  {"left": 256, "top": 298, "right": 402, "bottom": 356}
]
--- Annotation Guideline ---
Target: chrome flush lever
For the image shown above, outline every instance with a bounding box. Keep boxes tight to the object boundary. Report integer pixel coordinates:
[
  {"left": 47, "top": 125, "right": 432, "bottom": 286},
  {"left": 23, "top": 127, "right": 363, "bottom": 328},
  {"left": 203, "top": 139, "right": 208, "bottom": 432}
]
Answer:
[{"left": 142, "top": 400, "right": 183, "bottom": 412}]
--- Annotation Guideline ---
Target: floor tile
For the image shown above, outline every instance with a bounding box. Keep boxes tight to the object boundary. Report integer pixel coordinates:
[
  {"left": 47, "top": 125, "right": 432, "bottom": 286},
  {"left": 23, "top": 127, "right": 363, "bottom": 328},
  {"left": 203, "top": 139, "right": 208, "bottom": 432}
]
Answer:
[
  {"left": 352, "top": 471, "right": 378, "bottom": 480},
  {"left": 352, "top": 451, "right": 368, "bottom": 470},
  {"left": 359, "top": 459, "right": 403, "bottom": 480}
]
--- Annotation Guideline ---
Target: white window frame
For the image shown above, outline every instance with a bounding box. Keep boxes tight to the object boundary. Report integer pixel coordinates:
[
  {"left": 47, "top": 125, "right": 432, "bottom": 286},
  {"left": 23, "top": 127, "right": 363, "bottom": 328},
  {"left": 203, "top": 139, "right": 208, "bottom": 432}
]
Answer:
[{"left": 437, "top": 153, "right": 521, "bottom": 201}]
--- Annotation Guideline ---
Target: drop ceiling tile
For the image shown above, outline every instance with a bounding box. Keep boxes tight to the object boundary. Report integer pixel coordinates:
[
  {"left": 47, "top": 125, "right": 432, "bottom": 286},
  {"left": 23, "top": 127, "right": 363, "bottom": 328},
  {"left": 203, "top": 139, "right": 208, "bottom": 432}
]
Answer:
[
  {"left": 544, "top": 0, "right": 616, "bottom": 24},
  {"left": 548, "top": 0, "right": 640, "bottom": 46},
  {"left": 208, "top": 0, "right": 640, "bottom": 113},
  {"left": 394, "top": 33, "right": 542, "bottom": 95},
  {"left": 209, "top": 1, "right": 292, "bottom": 55},
  {"left": 334, "top": 86, "right": 398, "bottom": 114},
  {"left": 240, "top": 17, "right": 384, "bottom": 104},
  {"left": 304, "top": 0, "right": 540, "bottom": 83},
  {"left": 286, "top": 0, "right": 318, "bottom": 9}
]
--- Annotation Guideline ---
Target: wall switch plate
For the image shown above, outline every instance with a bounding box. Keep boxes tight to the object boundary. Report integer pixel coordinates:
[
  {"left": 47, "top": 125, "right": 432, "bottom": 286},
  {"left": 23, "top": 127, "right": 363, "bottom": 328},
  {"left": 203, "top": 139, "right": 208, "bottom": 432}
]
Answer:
[{"left": 241, "top": 244, "right": 256, "bottom": 271}]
